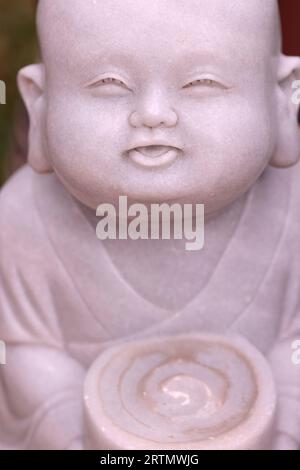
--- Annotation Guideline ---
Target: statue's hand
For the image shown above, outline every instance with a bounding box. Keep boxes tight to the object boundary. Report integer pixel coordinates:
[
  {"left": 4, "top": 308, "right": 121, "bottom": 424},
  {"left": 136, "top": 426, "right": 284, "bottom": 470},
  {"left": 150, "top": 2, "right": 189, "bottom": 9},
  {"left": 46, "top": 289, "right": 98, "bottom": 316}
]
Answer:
[
  {"left": 268, "top": 339, "right": 300, "bottom": 451},
  {"left": 0, "top": 345, "right": 85, "bottom": 450}
]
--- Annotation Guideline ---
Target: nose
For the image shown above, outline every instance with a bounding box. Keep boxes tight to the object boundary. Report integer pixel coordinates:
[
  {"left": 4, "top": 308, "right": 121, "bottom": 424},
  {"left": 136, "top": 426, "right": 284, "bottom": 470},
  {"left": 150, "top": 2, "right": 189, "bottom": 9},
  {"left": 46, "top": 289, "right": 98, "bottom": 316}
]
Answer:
[{"left": 129, "top": 88, "right": 178, "bottom": 129}]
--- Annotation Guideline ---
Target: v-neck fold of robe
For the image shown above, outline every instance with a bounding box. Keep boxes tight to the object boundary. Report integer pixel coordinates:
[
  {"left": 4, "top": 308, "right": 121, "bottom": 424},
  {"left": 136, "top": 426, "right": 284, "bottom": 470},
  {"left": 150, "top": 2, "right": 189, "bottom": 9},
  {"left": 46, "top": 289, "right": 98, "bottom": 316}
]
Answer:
[
  {"left": 1, "top": 163, "right": 300, "bottom": 448},
  {"left": 1, "top": 164, "right": 299, "bottom": 361}
]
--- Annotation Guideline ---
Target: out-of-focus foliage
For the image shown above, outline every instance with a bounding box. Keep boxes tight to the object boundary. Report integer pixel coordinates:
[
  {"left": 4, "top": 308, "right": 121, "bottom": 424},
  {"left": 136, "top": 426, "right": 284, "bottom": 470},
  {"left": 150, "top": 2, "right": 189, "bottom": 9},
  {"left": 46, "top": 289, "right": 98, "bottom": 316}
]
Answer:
[{"left": 0, "top": 0, "right": 37, "bottom": 186}]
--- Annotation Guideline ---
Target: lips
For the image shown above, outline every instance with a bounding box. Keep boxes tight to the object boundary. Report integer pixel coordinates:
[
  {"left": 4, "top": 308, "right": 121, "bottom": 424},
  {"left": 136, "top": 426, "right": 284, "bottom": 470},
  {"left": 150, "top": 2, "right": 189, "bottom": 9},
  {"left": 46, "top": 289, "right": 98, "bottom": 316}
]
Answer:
[
  {"left": 135, "top": 145, "right": 174, "bottom": 158},
  {"left": 127, "top": 145, "right": 181, "bottom": 169}
]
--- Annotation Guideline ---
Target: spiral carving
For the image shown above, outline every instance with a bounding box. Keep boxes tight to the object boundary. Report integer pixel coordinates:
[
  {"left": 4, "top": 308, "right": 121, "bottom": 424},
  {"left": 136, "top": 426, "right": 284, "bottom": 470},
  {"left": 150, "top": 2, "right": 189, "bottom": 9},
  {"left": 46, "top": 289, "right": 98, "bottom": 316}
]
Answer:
[{"left": 84, "top": 334, "right": 276, "bottom": 450}]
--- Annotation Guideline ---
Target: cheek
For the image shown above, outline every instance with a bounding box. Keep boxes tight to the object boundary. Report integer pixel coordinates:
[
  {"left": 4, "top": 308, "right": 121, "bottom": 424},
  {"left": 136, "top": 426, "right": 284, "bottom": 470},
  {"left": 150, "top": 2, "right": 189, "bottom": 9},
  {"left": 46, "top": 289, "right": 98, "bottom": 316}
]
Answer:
[
  {"left": 178, "top": 96, "right": 275, "bottom": 209},
  {"left": 223, "top": 103, "right": 275, "bottom": 186},
  {"left": 46, "top": 96, "right": 129, "bottom": 167},
  {"left": 184, "top": 97, "right": 275, "bottom": 178},
  {"left": 44, "top": 95, "right": 130, "bottom": 205}
]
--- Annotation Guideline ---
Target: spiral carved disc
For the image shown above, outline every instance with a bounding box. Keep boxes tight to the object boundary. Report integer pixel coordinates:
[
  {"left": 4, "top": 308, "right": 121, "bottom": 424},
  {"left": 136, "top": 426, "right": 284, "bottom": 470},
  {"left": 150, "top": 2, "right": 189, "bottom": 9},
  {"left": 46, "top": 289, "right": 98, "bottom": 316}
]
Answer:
[{"left": 84, "top": 334, "right": 276, "bottom": 450}]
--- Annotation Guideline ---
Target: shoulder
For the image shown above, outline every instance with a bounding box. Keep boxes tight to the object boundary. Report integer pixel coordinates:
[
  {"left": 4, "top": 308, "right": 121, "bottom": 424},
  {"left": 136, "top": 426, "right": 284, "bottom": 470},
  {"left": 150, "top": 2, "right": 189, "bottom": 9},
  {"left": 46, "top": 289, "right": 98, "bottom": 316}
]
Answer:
[
  {"left": 0, "top": 165, "right": 63, "bottom": 261},
  {"left": 0, "top": 166, "right": 64, "bottom": 344},
  {"left": 284, "top": 161, "right": 300, "bottom": 241},
  {"left": 289, "top": 160, "right": 300, "bottom": 208},
  {"left": 0, "top": 165, "right": 39, "bottom": 248},
  {"left": 264, "top": 162, "right": 300, "bottom": 267}
]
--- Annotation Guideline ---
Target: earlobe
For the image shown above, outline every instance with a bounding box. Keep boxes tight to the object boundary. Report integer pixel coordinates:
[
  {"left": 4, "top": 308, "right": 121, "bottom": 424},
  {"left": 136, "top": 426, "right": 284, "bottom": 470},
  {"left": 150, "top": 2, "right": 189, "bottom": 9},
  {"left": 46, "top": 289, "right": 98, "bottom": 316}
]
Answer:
[
  {"left": 17, "top": 64, "right": 53, "bottom": 174},
  {"left": 270, "top": 55, "right": 300, "bottom": 169}
]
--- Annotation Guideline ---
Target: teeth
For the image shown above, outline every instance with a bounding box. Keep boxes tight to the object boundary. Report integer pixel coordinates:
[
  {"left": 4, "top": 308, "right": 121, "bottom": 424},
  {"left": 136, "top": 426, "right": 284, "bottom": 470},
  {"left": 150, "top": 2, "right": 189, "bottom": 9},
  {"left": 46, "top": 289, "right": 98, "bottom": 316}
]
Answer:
[{"left": 135, "top": 146, "right": 172, "bottom": 158}]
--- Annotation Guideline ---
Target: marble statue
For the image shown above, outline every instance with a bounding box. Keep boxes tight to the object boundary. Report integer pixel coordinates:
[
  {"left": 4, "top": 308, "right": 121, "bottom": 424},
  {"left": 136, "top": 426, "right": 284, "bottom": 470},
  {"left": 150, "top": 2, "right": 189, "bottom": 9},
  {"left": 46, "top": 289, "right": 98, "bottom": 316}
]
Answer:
[{"left": 1, "top": 0, "right": 300, "bottom": 450}]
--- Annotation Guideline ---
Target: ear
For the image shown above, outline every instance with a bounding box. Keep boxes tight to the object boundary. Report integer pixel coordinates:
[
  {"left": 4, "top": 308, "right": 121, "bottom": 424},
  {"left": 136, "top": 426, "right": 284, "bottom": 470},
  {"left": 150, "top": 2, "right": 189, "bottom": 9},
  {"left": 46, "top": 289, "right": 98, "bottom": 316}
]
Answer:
[
  {"left": 270, "top": 55, "right": 300, "bottom": 168},
  {"left": 17, "top": 64, "right": 53, "bottom": 173}
]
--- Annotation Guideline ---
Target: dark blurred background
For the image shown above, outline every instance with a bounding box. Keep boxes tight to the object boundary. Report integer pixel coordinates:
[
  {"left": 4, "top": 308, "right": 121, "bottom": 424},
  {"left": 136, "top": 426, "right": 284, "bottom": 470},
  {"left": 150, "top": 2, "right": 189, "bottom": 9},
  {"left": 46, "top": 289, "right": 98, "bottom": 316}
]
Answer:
[
  {"left": 0, "top": 0, "right": 299, "bottom": 187},
  {"left": 0, "top": 0, "right": 37, "bottom": 186}
]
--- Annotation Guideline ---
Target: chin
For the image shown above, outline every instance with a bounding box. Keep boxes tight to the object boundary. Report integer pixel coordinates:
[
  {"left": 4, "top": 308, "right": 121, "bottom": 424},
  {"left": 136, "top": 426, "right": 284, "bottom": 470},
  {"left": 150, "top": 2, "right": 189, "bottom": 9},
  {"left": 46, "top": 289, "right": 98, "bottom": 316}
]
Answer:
[{"left": 123, "top": 187, "right": 191, "bottom": 205}]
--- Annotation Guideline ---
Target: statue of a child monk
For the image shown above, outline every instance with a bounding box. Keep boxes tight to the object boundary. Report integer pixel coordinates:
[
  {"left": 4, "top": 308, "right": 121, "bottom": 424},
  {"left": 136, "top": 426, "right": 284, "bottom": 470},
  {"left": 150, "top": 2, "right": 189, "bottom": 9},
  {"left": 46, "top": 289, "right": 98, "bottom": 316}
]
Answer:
[{"left": 1, "top": 0, "right": 300, "bottom": 450}]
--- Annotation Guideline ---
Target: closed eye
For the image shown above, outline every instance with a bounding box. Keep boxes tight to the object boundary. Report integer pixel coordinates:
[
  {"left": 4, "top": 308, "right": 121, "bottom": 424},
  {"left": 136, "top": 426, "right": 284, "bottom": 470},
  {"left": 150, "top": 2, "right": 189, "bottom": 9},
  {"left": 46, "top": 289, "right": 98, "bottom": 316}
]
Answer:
[
  {"left": 183, "top": 78, "right": 225, "bottom": 89},
  {"left": 89, "top": 77, "right": 130, "bottom": 90}
]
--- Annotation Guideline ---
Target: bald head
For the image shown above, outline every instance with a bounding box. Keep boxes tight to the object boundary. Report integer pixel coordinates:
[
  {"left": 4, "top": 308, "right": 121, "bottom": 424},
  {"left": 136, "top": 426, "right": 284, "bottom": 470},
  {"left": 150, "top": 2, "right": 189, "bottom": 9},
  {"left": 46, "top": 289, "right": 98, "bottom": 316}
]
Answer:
[
  {"left": 37, "top": 0, "right": 282, "bottom": 64},
  {"left": 21, "top": 0, "right": 300, "bottom": 214}
]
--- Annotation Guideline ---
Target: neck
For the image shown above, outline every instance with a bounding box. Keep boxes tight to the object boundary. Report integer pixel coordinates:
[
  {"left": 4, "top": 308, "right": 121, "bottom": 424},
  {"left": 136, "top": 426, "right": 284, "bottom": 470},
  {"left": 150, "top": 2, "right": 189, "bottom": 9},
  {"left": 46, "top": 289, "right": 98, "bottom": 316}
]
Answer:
[{"left": 77, "top": 192, "right": 248, "bottom": 311}]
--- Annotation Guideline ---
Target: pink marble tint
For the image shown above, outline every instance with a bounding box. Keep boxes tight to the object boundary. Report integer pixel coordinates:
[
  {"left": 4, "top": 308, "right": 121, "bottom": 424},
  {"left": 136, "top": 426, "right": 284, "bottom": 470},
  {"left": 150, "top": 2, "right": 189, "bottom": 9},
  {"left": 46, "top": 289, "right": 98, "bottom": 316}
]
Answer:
[
  {"left": 84, "top": 334, "right": 276, "bottom": 450},
  {"left": 1, "top": 0, "right": 300, "bottom": 450}
]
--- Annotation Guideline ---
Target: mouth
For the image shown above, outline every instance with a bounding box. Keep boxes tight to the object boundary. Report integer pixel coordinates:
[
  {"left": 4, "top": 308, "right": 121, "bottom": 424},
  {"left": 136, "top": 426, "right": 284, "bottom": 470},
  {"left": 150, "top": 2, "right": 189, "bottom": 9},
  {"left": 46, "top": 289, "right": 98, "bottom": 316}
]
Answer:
[{"left": 127, "top": 145, "right": 181, "bottom": 169}]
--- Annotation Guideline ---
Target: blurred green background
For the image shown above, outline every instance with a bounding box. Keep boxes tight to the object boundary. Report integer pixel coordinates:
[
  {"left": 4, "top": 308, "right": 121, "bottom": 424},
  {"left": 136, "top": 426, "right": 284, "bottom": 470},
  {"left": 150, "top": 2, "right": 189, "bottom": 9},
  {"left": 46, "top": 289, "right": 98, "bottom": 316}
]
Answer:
[{"left": 0, "top": 0, "right": 38, "bottom": 186}]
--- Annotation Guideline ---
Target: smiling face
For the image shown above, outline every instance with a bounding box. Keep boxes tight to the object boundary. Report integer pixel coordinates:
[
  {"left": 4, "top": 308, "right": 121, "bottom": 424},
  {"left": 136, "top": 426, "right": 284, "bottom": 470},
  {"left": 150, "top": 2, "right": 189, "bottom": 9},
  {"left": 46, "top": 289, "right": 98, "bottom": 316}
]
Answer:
[{"left": 35, "top": 0, "right": 282, "bottom": 213}]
